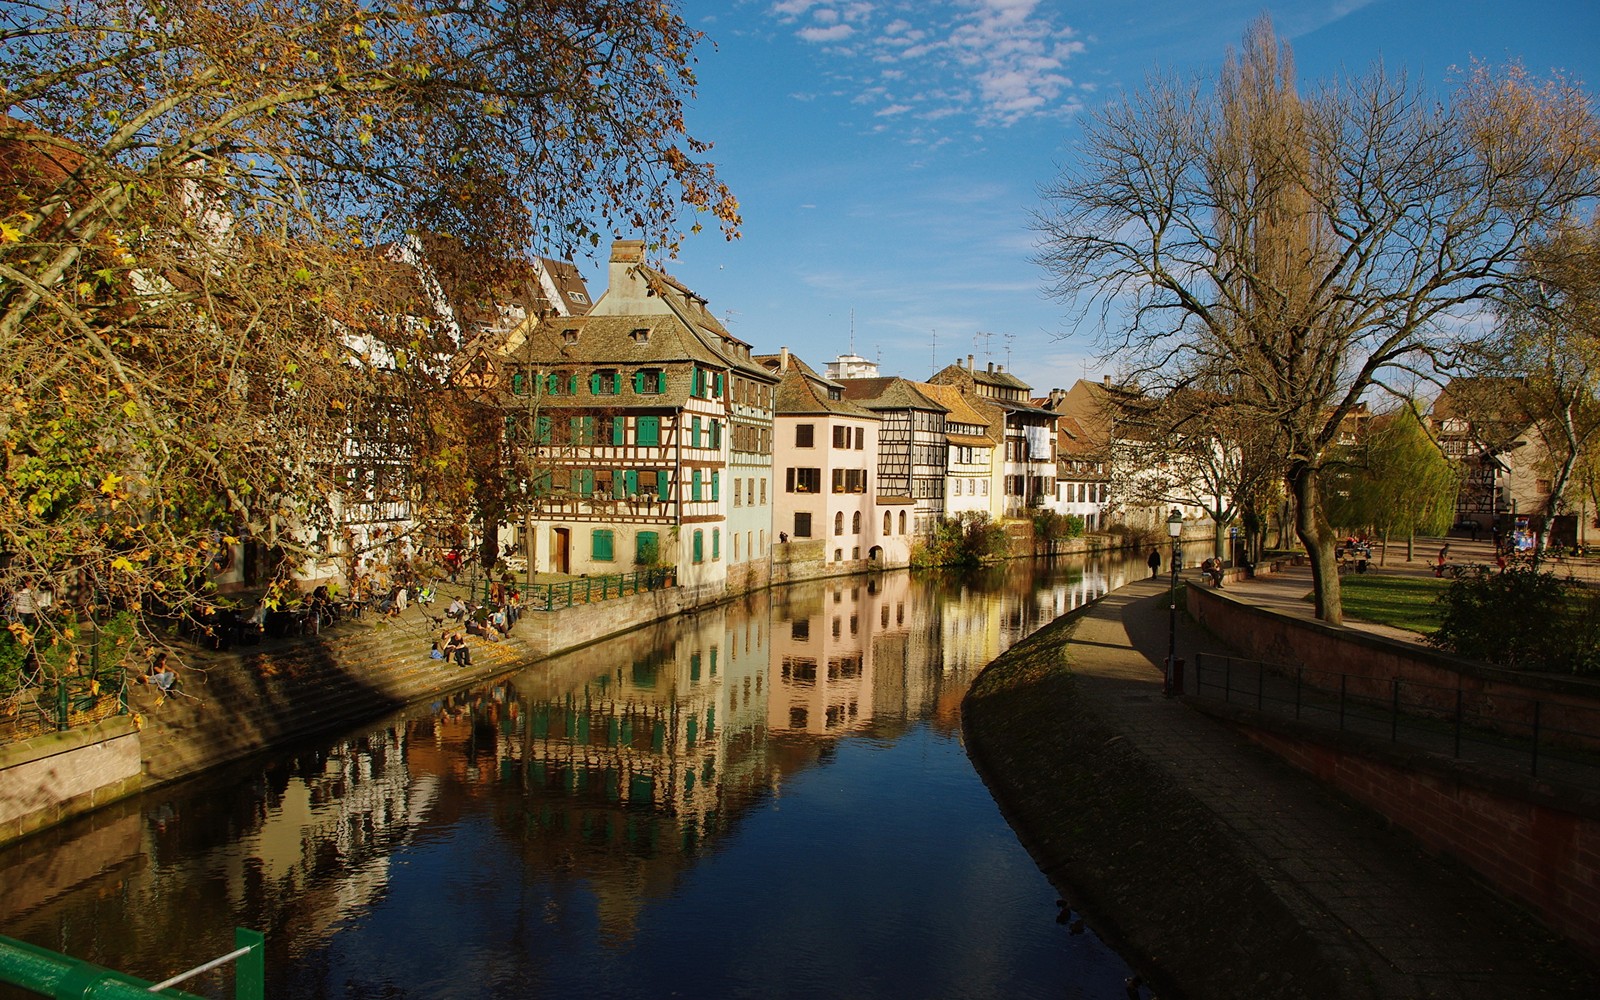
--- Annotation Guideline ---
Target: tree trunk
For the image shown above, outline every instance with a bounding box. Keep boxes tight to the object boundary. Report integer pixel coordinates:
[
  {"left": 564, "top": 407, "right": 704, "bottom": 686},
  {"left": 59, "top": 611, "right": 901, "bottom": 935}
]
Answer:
[{"left": 1288, "top": 463, "right": 1343, "bottom": 624}]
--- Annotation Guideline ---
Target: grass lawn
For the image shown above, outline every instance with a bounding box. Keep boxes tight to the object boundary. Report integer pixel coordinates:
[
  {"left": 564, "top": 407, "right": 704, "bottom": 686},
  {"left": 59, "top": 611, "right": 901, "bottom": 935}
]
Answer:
[{"left": 1335, "top": 573, "right": 1451, "bottom": 634}]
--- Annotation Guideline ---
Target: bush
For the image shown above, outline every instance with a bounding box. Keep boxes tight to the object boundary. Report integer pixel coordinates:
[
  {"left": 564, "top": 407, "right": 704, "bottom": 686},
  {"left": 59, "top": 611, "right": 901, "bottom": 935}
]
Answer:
[
  {"left": 1428, "top": 566, "right": 1600, "bottom": 674},
  {"left": 911, "top": 512, "right": 1010, "bottom": 568}
]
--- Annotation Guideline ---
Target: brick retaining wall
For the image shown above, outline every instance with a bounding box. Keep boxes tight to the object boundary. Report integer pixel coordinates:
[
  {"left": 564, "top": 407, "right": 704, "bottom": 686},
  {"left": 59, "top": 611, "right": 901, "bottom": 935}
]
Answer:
[{"left": 0, "top": 717, "right": 143, "bottom": 844}]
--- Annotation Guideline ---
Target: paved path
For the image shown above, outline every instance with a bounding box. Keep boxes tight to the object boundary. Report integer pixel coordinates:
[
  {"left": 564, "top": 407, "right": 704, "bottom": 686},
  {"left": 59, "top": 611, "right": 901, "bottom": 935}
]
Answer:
[{"left": 1055, "top": 568, "right": 1599, "bottom": 999}]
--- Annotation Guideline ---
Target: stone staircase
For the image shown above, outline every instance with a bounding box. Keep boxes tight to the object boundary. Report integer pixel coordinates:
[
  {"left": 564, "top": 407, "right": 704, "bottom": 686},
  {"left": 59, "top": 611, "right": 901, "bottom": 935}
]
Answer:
[{"left": 131, "top": 602, "right": 535, "bottom": 785}]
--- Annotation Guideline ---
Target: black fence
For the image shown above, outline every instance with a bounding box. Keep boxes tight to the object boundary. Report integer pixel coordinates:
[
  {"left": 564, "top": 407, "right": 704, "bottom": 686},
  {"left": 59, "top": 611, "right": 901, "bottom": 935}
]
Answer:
[{"left": 1192, "top": 652, "right": 1600, "bottom": 791}]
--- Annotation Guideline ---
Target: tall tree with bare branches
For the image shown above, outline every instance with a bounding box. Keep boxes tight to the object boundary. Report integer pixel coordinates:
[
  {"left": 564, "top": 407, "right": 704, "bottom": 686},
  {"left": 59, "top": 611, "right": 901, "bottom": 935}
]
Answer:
[{"left": 1036, "top": 16, "right": 1600, "bottom": 622}]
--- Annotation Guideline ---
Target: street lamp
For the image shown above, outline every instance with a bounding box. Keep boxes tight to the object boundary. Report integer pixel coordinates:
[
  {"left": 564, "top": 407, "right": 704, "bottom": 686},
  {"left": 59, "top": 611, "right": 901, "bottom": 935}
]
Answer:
[{"left": 1165, "top": 507, "right": 1184, "bottom": 697}]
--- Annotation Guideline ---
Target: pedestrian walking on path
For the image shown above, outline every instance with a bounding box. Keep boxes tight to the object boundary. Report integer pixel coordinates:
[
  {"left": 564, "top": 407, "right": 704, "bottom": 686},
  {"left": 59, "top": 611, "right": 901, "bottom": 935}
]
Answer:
[{"left": 1146, "top": 547, "right": 1161, "bottom": 578}]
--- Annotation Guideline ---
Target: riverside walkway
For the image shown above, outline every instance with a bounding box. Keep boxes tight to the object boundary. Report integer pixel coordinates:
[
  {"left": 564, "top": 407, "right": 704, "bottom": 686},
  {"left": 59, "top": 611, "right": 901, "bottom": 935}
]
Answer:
[{"left": 964, "top": 541, "right": 1600, "bottom": 1000}]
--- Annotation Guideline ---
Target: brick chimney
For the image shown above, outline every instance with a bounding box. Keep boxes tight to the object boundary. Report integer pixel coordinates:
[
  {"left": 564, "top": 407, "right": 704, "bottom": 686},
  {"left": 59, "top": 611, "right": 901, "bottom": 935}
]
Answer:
[{"left": 779, "top": 346, "right": 790, "bottom": 371}]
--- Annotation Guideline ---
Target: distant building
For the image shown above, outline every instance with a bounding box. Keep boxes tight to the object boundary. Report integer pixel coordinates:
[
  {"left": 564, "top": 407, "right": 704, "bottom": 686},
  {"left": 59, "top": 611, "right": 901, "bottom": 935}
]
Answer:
[
  {"left": 836, "top": 377, "right": 949, "bottom": 537},
  {"left": 929, "top": 357, "right": 1056, "bottom": 518}
]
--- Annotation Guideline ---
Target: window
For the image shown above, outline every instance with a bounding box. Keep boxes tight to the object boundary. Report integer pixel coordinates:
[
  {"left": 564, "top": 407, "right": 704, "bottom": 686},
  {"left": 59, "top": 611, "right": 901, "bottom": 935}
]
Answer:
[
  {"left": 635, "top": 416, "right": 660, "bottom": 446},
  {"left": 591, "top": 370, "right": 620, "bottom": 395},
  {"left": 831, "top": 469, "right": 866, "bottom": 494},
  {"left": 834, "top": 512, "right": 844, "bottom": 536},
  {"left": 832, "top": 426, "right": 851, "bottom": 449},
  {"left": 712, "top": 528, "right": 720, "bottom": 561},
  {"left": 692, "top": 469, "right": 703, "bottom": 502},
  {"left": 786, "top": 467, "right": 822, "bottom": 493},
  {"left": 733, "top": 532, "right": 740, "bottom": 560},
  {"left": 883, "top": 512, "right": 891, "bottom": 534},
  {"left": 561, "top": 328, "right": 579, "bottom": 346},
  {"left": 760, "top": 478, "right": 767, "bottom": 504},
  {"left": 630, "top": 327, "right": 650, "bottom": 344},
  {"left": 794, "top": 512, "right": 813, "bottom": 538},
  {"left": 636, "top": 531, "right": 659, "bottom": 565},
  {"left": 746, "top": 478, "right": 754, "bottom": 506},
  {"left": 855, "top": 427, "right": 864, "bottom": 450},
  {"left": 733, "top": 479, "right": 742, "bottom": 507},
  {"left": 592, "top": 529, "right": 615, "bottom": 561},
  {"left": 711, "top": 471, "right": 720, "bottom": 502},
  {"left": 692, "top": 416, "right": 702, "bottom": 447},
  {"left": 898, "top": 511, "right": 907, "bottom": 534},
  {"left": 834, "top": 549, "right": 843, "bottom": 562},
  {"left": 634, "top": 368, "right": 666, "bottom": 394},
  {"left": 693, "top": 529, "right": 704, "bottom": 563},
  {"left": 569, "top": 290, "right": 589, "bottom": 305},
  {"left": 852, "top": 511, "right": 861, "bottom": 533},
  {"left": 796, "top": 424, "right": 815, "bottom": 448}
]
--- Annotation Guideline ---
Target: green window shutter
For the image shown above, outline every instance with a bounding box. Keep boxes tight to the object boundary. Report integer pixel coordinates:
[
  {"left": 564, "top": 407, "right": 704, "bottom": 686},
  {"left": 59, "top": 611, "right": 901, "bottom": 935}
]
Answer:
[
  {"left": 693, "top": 529, "right": 704, "bottom": 563},
  {"left": 579, "top": 469, "right": 595, "bottom": 496},
  {"left": 692, "top": 469, "right": 702, "bottom": 502},
  {"left": 693, "top": 368, "right": 704, "bottom": 396},
  {"left": 656, "top": 370, "right": 667, "bottom": 394},
  {"left": 535, "top": 416, "right": 552, "bottom": 444},
  {"left": 511, "top": 372, "right": 525, "bottom": 395},
  {"left": 590, "top": 373, "right": 601, "bottom": 395},
  {"left": 637, "top": 416, "right": 659, "bottom": 446},
  {"left": 658, "top": 470, "right": 672, "bottom": 500},
  {"left": 624, "top": 469, "right": 638, "bottom": 495},
  {"left": 592, "top": 529, "right": 614, "bottom": 561},
  {"left": 711, "top": 471, "right": 719, "bottom": 502},
  {"left": 633, "top": 370, "right": 645, "bottom": 393},
  {"left": 714, "top": 372, "right": 724, "bottom": 397},
  {"left": 692, "top": 416, "right": 701, "bottom": 448},
  {"left": 545, "top": 373, "right": 558, "bottom": 395},
  {"left": 612, "top": 418, "right": 625, "bottom": 445},
  {"left": 636, "top": 531, "right": 659, "bottom": 565},
  {"left": 712, "top": 528, "right": 720, "bottom": 560},
  {"left": 582, "top": 416, "right": 595, "bottom": 444}
]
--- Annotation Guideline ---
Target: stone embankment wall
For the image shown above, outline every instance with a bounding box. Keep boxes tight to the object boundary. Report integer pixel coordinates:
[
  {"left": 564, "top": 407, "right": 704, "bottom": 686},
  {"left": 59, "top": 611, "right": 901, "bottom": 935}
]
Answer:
[
  {"left": 0, "top": 717, "right": 142, "bottom": 844},
  {"left": 1189, "top": 582, "right": 1600, "bottom": 959}
]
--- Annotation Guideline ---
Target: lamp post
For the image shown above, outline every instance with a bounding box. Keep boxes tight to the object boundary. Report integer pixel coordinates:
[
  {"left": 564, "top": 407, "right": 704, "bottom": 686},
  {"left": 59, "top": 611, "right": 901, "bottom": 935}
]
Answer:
[{"left": 1165, "top": 507, "right": 1184, "bottom": 697}]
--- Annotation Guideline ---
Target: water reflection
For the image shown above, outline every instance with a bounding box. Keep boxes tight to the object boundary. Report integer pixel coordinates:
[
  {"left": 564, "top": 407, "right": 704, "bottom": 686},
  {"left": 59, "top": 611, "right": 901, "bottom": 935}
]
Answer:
[{"left": 0, "top": 555, "right": 1143, "bottom": 999}]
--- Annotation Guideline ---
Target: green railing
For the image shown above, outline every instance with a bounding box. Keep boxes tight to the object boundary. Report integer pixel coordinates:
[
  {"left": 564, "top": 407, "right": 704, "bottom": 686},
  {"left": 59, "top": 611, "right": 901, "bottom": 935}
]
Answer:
[
  {"left": 495, "top": 567, "right": 678, "bottom": 612},
  {"left": 1, "top": 622, "right": 131, "bottom": 746},
  {"left": 0, "top": 927, "right": 263, "bottom": 999}
]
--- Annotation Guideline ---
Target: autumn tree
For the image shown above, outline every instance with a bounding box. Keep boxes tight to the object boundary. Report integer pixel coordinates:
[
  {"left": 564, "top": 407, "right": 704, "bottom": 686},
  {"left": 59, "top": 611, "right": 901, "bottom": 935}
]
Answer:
[
  {"left": 1036, "top": 16, "right": 1600, "bottom": 623},
  {"left": 1483, "top": 215, "right": 1600, "bottom": 556},
  {"left": 0, "top": 0, "right": 738, "bottom": 646}
]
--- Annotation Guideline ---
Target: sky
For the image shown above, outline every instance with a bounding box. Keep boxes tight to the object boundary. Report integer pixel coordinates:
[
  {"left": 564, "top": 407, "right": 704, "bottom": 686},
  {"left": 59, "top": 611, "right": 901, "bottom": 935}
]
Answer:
[{"left": 569, "top": 0, "right": 1600, "bottom": 395}]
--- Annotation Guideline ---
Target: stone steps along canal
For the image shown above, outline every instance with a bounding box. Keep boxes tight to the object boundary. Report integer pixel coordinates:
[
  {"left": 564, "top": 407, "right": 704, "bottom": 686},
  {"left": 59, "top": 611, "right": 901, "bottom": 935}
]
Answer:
[{"left": 0, "top": 555, "right": 1149, "bottom": 1000}]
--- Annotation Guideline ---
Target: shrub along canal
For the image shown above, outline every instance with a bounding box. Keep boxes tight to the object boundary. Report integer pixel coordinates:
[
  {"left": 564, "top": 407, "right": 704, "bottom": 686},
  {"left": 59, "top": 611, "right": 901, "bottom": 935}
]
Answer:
[{"left": 0, "top": 556, "right": 1147, "bottom": 999}]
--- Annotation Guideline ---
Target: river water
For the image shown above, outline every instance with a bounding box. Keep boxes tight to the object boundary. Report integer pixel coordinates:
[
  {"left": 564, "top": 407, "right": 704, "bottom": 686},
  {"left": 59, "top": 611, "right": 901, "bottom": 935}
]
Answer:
[{"left": 1, "top": 555, "right": 1147, "bottom": 999}]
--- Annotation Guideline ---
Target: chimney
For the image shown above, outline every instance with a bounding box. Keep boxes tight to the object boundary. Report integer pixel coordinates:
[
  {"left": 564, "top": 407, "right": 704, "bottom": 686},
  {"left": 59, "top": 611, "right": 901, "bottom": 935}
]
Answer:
[
  {"left": 610, "top": 240, "right": 645, "bottom": 264},
  {"left": 987, "top": 362, "right": 995, "bottom": 374},
  {"left": 779, "top": 346, "right": 790, "bottom": 371},
  {"left": 1103, "top": 375, "right": 1112, "bottom": 387},
  {"left": 967, "top": 354, "right": 974, "bottom": 371}
]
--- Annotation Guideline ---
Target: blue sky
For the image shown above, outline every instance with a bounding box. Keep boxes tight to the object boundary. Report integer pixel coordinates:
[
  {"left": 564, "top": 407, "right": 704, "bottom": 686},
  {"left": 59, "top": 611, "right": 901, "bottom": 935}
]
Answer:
[{"left": 579, "top": 0, "right": 1600, "bottom": 395}]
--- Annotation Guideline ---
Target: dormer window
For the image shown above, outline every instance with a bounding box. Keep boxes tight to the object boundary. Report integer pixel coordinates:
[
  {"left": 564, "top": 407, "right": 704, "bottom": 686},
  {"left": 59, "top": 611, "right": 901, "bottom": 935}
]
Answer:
[
  {"left": 631, "top": 328, "right": 650, "bottom": 344},
  {"left": 561, "top": 328, "right": 579, "bottom": 346},
  {"left": 569, "top": 291, "right": 589, "bottom": 305}
]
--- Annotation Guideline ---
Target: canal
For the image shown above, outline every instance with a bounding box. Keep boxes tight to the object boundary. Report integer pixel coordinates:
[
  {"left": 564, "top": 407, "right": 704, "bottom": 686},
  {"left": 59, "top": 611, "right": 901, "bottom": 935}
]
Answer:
[{"left": 1, "top": 555, "right": 1147, "bottom": 999}]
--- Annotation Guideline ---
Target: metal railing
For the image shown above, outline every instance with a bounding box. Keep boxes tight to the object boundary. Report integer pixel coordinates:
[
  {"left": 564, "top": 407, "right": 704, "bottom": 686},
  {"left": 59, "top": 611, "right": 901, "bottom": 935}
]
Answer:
[
  {"left": 1193, "top": 652, "right": 1600, "bottom": 791},
  {"left": 0, "top": 927, "right": 262, "bottom": 999},
  {"left": 490, "top": 567, "right": 677, "bottom": 612},
  {"left": 1, "top": 623, "right": 131, "bottom": 746}
]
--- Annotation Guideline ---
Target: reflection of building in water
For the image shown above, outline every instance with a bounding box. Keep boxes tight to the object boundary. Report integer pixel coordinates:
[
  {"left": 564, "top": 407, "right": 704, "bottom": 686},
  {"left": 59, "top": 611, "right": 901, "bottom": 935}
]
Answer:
[{"left": 767, "top": 580, "right": 878, "bottom": 734}]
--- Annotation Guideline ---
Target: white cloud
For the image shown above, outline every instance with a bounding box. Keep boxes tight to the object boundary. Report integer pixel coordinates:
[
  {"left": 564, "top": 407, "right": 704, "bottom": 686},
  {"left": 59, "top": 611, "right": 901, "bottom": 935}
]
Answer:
[
  {"left": 799, "top": 22, "right": 855, "bottom": 42},
  {"left": 767, "top": 0, "right": 1088, "bottom": 129}
]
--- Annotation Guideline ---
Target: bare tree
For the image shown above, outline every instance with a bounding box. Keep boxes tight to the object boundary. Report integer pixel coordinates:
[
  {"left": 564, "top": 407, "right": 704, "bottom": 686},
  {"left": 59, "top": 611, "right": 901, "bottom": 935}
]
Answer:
[{"left": 1036, "top": 16, "right": 1600, "bottom": 622}]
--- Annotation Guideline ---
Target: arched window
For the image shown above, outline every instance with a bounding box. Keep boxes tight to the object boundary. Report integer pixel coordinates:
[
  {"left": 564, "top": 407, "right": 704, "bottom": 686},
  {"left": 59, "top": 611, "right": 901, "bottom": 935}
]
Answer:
[
  {"left": 834, "top": 512, "right": 844, "bottom": 535},
  {"left": 883, "top": 512, "right": 892, "bottom": 534},
  {"left": 898, "top": 511, "right": 907, "bottom": 534},
  {"left": 851, "top": 511, "right": 862, "bottom": 534}
]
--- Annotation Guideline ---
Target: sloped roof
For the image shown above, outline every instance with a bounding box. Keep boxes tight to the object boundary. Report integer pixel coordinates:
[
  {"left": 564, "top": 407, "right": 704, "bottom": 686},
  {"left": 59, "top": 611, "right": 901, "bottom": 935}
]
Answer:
[
  {"left": 837, "top": 377, "right": 947, "bottom": 413},
  {"left": 916, "top": 382, "right": 1002, "bottom": 445},
  {"left": 757, "top": 351, "right": 878, "bottom": 418}
]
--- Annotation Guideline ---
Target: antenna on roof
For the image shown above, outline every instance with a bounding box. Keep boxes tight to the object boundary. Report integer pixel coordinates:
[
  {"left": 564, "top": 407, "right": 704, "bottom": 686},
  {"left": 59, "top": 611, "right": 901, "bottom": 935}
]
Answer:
[
  {"left": 849, "top": 309, "right": 855, "bottom": 356},
  {"left": 1004, "top": 332, "right": 1016, "bottom": 370},
  {"left": 974, "top": 330, "right": 994, "bottom": 361},
  {"left": 930, "top": 330, "right": 937, "bottom": 378}
]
